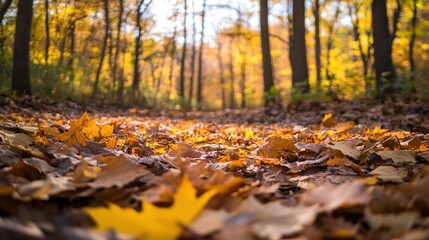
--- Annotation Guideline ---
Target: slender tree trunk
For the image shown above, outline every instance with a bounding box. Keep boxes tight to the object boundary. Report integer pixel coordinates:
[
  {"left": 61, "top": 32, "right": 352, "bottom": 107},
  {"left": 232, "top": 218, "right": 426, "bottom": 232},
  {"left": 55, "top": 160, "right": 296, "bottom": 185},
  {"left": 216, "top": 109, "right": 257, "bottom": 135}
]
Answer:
[
  {"left": 117, "top": 36, "right": 128, "bottom": 107},
  {"left": 409, "top": 0, "right": 417, "bottom": 92},
  {"left": 260, "top": 0, "right": 275, "bottom": 107},
  {"left": 325, "top": 4, "right": 340, "bottom": 93},
  {"left": 67, "top": 22, "right": 75, "bottom": 82},
  {"left": 196, "top": 0, "right": 207, "bottom": 110},
  {"left": 91, "top": 0, "right": 109, "bottom": 102},
  {"left": 44, "top": 0, "right": 50, "bottom": 65},
  {"left": 0, "top": 0, "right": 12, "bottom": 22},
  {"left": 132, "top": 0, "right": 145, "bottom": 103},
  {"left": 228, "top": 37, "right": 236, "bottom": 109},
  {"left": 313, "top": 0, "right": 321, "bottom": 92},
  {"left": 372, "top": 0, "right": 395, "bottom": 98},
  {"left": 188, "top": 0, "right": 197, "bottom": 107},
  {"left": 168, "top": 27, "right": 177, "bottom": 99},
  {"left": 12, "top": 0, "right": 34, "bottom": 95},
  {"left": 216, "top": 40, "right": 226, "bottom": 109},
  {"left": 179, "top": 0, "right": 188, "bottom": 102},
  {"left": 239, "top": 48, "right": 247, "bottom": 109},
  {"left": 348, "top": 2, "right": 371, "bottom": 96},
  {"left": 290, "top": 0, "right": 309, "bottom": 94},
  {"left": 113, "top": 0, "right": 124, "bottom": 102}
]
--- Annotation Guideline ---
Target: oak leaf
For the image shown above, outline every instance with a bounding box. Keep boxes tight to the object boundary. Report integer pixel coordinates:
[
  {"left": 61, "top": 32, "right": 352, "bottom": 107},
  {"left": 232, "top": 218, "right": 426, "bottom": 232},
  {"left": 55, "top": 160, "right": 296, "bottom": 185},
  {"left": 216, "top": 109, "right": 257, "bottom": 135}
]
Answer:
[{"left": 84, "top": 175, "right": 217, "bottom": 239}]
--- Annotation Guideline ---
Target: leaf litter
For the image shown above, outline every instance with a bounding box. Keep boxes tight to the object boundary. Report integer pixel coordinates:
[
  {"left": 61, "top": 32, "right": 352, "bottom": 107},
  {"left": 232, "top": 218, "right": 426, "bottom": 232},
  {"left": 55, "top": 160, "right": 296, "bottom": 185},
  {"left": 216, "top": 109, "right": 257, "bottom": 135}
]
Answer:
[{"left": 0, "top": 96, "right": 428, "bottom": 239}]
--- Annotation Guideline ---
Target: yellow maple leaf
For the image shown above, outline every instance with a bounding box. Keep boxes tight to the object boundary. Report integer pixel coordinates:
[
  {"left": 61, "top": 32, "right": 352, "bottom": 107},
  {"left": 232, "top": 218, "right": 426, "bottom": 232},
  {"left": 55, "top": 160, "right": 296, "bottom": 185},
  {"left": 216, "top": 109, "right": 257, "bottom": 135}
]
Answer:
[
  {"left": 55, "top": 113, "right": 91, "bottom": 146},
  {"left": 84, "top": 175, "right": 217, "bottom": 240}
]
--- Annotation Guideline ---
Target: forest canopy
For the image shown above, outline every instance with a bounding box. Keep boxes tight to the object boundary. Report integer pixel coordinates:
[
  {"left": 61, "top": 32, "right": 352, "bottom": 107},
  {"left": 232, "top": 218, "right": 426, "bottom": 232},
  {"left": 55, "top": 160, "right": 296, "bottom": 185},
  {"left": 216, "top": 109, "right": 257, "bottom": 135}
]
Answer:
[{"left": 0, "top": 0, "right": 428, "bottom": 109}]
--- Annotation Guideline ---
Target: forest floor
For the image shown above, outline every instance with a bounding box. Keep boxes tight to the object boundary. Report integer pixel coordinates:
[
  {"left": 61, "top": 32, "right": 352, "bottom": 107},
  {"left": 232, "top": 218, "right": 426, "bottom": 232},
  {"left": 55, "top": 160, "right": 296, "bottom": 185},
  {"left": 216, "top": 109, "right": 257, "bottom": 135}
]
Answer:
[{"left": 0, "top": 95, "right": 429, "bottom": 240}]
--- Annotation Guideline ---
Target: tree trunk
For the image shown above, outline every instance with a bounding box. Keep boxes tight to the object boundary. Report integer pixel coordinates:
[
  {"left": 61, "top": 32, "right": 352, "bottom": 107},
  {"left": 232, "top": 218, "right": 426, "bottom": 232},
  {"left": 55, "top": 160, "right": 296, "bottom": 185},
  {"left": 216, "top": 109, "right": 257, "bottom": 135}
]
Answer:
[
  {"left": 196, "top": 0, "right": 207, "bottom": 110},
  {"left": 179, "top": 0, "right": 188, "bottom": 102},
  {"left": 409, "top": 0, "right": 417, "bottom": 92},
  {"left": 348, "top": 2, "right": 371, "bottom": 96},
  {"left": 325, "top": 4, "right": 340, "bottom": 93},
  {"left": 290, "top": 0, "right": 309, "bottom": 95},
  {"left": 228, "top": 37, "right": 236, "bottom": 109},
  {"left": 12, "top": 0, "right": 34, "bottom": 95},
  {"left": 372, "top": 0, "right": 395, "bottom": 97},
  {"left": 44, "top": 0, "right": 50, "bottom": 65},
  {"left": 239, "top": 48, "right": 247, "bottom": 109},
  {"left": 113, "top": 0, "right": 124, "bottom": 102},
  {"left": 188, "top": 0, "right": 197, "bottom": 107},
  {"left": 132, "top": 0, "right": 145, "bottom": 103},
  {"left": 92, "top": 0, "right": 109, "bottom": 102},
  {"left": 67, "top": 22, "right": 75, "bottom": 82},
  {"left": 216, "top": 40, "right": 226, "bottom": 109},
  {"left": 167, "top": 27, "right": 177, "bottom": 99},
  {"left": 260, "top": 0, "right": 275, "bottom": 107},
  {"left": 313, "top": 0, "right": 321, "bottom": 92},
  {"left": 0, "top": 0, "right": 12, "bottom": 23}
]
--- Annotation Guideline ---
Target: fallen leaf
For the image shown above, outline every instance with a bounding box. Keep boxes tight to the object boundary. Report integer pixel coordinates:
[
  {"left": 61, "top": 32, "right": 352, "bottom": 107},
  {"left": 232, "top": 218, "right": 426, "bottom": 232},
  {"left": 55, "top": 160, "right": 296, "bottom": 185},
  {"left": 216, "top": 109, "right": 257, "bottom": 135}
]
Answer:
[
  {"left": 256, "top": 135, "right": 297, "bottom": 158},
  {"left": 300, "top": 181, "right": 371, "bottom": 212},
  {"left": 326, "top": 141, "right": 361, "bottom": 160},
  {"left": 88, "top": 155, "right": 150, "bottom": 189},
  {"left": 370, "top": 166, "right": 407, "bottom": 183},
  {"left": 375, "top": 150, "right": 416, "bottom": 163},
  {"left": 85, "top": 175, "right": 217, "bottom": 239}
]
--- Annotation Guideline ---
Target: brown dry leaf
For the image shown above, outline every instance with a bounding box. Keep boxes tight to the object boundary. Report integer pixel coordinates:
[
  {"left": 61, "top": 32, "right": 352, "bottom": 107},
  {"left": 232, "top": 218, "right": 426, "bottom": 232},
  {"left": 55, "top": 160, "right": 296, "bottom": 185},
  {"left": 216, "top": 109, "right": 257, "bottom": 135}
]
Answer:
[
  {"left": 167, "top": 142, "right": 202, "bottom": 158},
  {"left": 87, "top": 155, "right": 150, "bottom": 189},
  {"left": 70, "top": 159, "right": 102, "bottom": 183},
  {"left": 0, "top": 218, "right": 44, "bottom": 239},
  {"left": 15, "top": 176, "right": 76, "bottom": 201},
  {"left": 0, "top": 129, "right": 33, "bottom": 147},
  {"left": 300, "top": 181, "right": 371, "bottom": 212},
  {"left": 364, "top": 207, "right": 418, "bottom": 238},
  {"left": 375, "top": 150, "right": 416, "bottom": 163},
  {"left": 256, "top": 135, "right": 297, "bottom": 158},
  {"left": 239, "top": 196, "right": 319, "bottom": 239},
  {"left": 326, "top": 141, "right": 361, "bottom": 160},
  {"left": 370, "top": 166, "right": 407, "bottom": 183},
  {"left": 321, "top": 113, "right": 336, "bottom": 127}
]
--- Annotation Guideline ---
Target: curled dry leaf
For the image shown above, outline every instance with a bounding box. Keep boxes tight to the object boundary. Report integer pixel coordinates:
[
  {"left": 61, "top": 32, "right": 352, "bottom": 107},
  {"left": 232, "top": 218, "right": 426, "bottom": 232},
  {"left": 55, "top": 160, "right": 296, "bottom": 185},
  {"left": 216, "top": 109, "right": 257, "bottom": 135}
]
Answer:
[
  {"left": 256, "top": 135, "right": 297, "bottom": 159},
  {"left": 370, "top": 165, "right": 408, "bottom": 183},
  {"left": 300, "top": 181, "right": 371, "bottom": 212},
  {"left": 87, "top": 155, "right": 150, "bottom": 189}
]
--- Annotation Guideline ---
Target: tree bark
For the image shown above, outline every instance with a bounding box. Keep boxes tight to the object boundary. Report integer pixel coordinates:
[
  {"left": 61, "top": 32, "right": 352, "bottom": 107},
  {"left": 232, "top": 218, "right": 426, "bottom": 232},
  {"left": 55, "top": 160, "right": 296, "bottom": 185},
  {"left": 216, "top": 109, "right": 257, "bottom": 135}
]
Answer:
[
  {"left": 290, "top": 0, "right": 309, "bottom": 95},
  {"left": 167, "top": 27, "right": 177, "bottom": 99},
  {"left": 92, "top": 0, "right": 109, "bottom": 102},
  {"left": 44, "top": 0, "right": 50, "bottom": 65},
  {"left": 0, "top": 0, "right": 12, "bottom": 23},
  {"left": 409, "top": 0, "right": 417, "bottom": 92},
  {"left": 260, "top": 0, "right": 275, "bottom": 107},
  {"left": 132, "top": 0, "right": 145, "bottom": 103},
  {"left": 196, "top": 0, "right": 207, "bottom": 110},
  {"left": 313, "top": 0, "right": 321, "bottom": 92},
  {"left": 216, "top": 40, "right": 226, "bottom": 109},
  {"left": 372, "top": 0, "right": 396, "bottom": 97},
  {"left": 12, "top": 0, "right": 34, "bottom": 95},
  {"left": 179, "top": 0, "right": 188, "bottom": 102},
  {"left": 325, "top": 4, "right": 340, "bottom": 93},
  {"left": 228, "top": 37, "right": 236, "bottom": 109},
  {"left": 188, "top": 0, "right": 197, "bottom": 107},
  {"left": 113, "top": 0, "right": 124, "bottom": 102}
]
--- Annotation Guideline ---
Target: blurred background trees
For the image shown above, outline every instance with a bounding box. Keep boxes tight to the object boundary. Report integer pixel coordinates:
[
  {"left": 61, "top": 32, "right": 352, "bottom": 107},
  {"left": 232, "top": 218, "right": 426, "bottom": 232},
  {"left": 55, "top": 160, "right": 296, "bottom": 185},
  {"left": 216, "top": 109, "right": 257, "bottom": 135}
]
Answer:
[{"left": 0, "top": 0, "right": 428, "bottom": 109}]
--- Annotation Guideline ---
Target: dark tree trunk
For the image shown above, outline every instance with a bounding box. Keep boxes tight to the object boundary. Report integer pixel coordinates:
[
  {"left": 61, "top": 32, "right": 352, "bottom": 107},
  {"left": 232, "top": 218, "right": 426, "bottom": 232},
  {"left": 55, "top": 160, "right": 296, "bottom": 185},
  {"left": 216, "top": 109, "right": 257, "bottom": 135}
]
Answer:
[
  {"left": 409, "top": 0, "right": 417, "bottom": 92},
  {"left": 348, "top": 2, "right": 372, "bottom": 96},
  {"left": 113, "top": 0, "right": 124, "bottom": 102},
  {"left": 44, "top": 0, "right": 50, "bottom": 65},
  {"left": 67, "top": 22, "right": 75, "bottom": 82},
  {"left": 188, "top": 0, "right": 197, "bottom": 107},
  {"left": 12, "top": 0, "right": 34, "bottom": 95},
  {"left": 216, "top": 40, "right": 226, "bottom": 109},
  {"left": 132, "top": 0, "right": 145, "bottom": 103},
  {"left": 239, "top": 48, "right": 247, "bottom": 109},
  {"left": 313, "top": 0, "right": 321, "bottom": 92},
  {"left": 0, "top": 0, "right": 12, "bottom": 76},
  {"left": 179, "top": 0, "right": 188, "bottom": 102},
  {"left": 260, "top": 0, "right": 275, "bottom": 107},
  {"left": 0, "top": 0, "right": 12, "bottom": 22},
  {"left": 372, "top": 0, "right": 396, "bottom": 97},
  {"left": 196, "top": 0, "right": 207, "bottom": 110},
  {"left": 290, "top": 0, "right": 309, "bottom": 95},
  {"left": 92, "top": 0, "right": 109, "bottom": 101}
]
